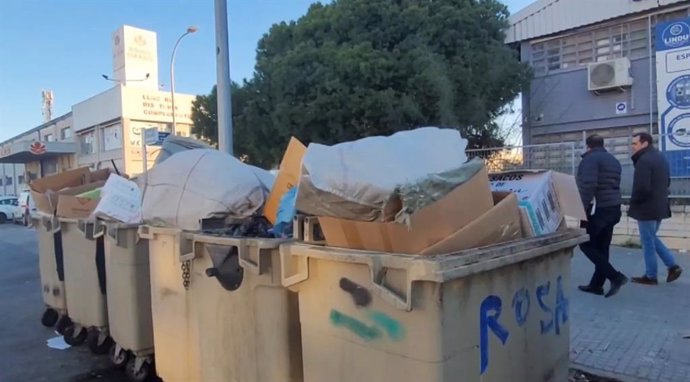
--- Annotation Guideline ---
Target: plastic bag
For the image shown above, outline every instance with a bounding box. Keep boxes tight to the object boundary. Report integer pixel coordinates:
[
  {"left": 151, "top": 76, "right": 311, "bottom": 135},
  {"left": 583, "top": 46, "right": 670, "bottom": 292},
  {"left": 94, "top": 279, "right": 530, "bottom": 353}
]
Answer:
[
  {"left": 295, "top": 127, "right": 468, "bottom": 221},
  {"left": 141, "top": 149, "right": 268, "bottom": 230}
]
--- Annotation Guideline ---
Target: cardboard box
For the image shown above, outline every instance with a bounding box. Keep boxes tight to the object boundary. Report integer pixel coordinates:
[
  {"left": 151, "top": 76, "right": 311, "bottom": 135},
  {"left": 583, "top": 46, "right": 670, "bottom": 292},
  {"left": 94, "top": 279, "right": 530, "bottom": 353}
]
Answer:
[
  {"left": 30, "top": 167, "right": 91, "bottom": 214},
  {"left": 56, "top": 180, "right": 107, "bottom": 219},
  {"left": 264, "top": 137, "right": 307, "bottom": 223},
  {"left": 317, "top": 165, "right": 495, "bottom": 254},
  {"left": 420, "top": 192, "right": 523, "bottom": 255},
  {"left": 490, "top": 170, "right": 587, "bottom": 237}
]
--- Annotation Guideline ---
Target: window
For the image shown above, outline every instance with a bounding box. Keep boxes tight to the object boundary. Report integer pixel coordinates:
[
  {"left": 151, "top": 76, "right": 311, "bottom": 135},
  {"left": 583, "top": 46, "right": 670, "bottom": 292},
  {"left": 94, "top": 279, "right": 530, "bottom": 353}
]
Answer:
[
  {"left": 61, "top": 127, "right": 72, "bottom": 140},
  {"left": 17, "top": 175, "right": 24, "bottom": 185},
  {"left": 79, "top": 130, "right": 96, "bottom": 154},
  {"left": 43, "top": 133, "right": 54, "bottom": 142},
  {"left": 4, "top": 176, "right": 12, "bottom": 186},
  {"left": 42, "top": 159, "right": 58, "bottom": 175},
  {"left": 530, "top": 18, "right": 652, "bottom": 76},
  {"left": 102, "top": 123, "right": 123, "bottom": 151}
]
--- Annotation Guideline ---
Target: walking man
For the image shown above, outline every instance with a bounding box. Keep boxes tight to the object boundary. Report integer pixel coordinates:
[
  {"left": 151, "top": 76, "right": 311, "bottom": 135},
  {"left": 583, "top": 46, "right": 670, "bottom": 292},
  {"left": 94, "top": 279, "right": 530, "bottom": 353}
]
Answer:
[
  {"left": 629, "top": 132, "right": 682, "bottom": 285},
  {"left": 576, "top": 134, "right": 628, "bottom": 298}
]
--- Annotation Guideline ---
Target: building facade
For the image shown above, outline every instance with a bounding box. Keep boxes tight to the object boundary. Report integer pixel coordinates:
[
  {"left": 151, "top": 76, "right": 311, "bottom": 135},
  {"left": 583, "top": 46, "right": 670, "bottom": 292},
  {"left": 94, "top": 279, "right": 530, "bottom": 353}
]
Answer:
[
  {"left": 507, "top": 0, "right": 690, "bottom": 196},
  {"left": 0, "top": 25, "right": 195, "bottom": 196}
]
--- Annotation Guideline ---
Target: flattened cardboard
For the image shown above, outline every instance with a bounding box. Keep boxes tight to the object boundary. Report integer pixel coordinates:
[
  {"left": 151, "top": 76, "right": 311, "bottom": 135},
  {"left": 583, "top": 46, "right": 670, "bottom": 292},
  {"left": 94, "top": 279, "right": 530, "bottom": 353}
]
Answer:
[
  {"left": 56, "top": 180, "right": 107, "bottom": 219},
  {"left": 264, "top": 137, "right": 307, "bottom": 224},
  {"left": 318, "top": 166, "right": 494, "bottom": 254},
  {"left": 420, "top": 192, "right": 523, "bottom": 255},
  {"left": 30, "top": 167, "right": 91, "bottom": 214}
]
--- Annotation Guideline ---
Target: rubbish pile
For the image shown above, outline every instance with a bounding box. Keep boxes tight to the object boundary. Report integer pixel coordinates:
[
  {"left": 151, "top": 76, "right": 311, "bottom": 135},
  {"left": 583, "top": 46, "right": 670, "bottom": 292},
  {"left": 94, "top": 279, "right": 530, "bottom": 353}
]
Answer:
[
  {"left": 28, "top": 127, "right": 590, "bottom": 382},
  {"left": 30, "top": 126, "right": 585, "bottom": 250}
]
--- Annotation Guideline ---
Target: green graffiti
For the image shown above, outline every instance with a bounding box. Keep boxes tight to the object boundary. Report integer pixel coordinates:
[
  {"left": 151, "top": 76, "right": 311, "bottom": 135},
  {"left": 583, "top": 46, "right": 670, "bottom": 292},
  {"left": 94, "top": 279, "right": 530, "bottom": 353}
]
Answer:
[
  {"left": 369, "top": 311, "right": 405, "bottom": 341},
  {"left": 330, "top": 309, "right": 382, "bottom": 341}
]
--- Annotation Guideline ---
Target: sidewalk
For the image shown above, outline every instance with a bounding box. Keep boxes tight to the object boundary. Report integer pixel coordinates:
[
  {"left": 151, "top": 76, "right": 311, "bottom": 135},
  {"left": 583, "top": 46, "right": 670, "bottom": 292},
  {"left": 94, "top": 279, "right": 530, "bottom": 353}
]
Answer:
[{"left": 570, "top": 246, "right": 690, "bottom": 382}]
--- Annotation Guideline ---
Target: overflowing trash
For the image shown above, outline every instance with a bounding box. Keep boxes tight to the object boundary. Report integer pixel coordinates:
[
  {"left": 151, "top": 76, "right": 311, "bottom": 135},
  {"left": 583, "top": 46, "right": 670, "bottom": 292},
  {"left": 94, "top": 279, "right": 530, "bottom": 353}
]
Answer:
[{"left": 28, "top": 128, "right": 591, "bottom": 382}]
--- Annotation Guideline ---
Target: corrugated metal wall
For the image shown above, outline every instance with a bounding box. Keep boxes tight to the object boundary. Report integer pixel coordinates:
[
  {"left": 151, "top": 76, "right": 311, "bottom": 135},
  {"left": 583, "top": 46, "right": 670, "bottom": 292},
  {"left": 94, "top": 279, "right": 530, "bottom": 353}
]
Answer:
[{"left": 506, "top": 0, "right": 690, "bottom": 43}]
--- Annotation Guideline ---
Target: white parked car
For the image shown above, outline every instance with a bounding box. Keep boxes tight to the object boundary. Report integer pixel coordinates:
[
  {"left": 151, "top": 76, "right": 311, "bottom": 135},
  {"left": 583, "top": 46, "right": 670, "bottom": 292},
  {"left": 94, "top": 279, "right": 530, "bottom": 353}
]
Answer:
[
  {"left": 14, "top": 191, "right": 37, "bottom": 226},
  {"left": 0, "top": 196, "right": 18, "bottom": 224}
]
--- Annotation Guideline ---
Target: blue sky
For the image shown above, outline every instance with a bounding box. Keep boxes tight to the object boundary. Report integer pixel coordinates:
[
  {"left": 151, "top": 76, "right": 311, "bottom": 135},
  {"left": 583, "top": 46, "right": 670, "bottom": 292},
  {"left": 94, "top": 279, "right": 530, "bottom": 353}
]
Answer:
[{"left": 0, "top": 0, "right": 533, "bottom": 142}]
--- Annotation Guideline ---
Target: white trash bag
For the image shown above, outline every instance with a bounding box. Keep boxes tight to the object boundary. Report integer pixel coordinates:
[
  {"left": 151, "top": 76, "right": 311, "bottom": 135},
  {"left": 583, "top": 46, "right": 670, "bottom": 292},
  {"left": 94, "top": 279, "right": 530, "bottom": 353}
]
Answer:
[
  {"left": 141, "top": 149, "right": 268, "bottom": 230},
  {"left": 295, "top": 127, "right": 469, "bottom": 221}
]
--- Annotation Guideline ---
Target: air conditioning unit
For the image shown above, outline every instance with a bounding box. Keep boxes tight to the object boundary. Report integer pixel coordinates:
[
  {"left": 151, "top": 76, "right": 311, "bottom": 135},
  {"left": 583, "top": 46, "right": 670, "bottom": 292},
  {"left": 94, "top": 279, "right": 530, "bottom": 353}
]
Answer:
[{"left": 587, "top": 58, "right": 634, "bottom": 92}]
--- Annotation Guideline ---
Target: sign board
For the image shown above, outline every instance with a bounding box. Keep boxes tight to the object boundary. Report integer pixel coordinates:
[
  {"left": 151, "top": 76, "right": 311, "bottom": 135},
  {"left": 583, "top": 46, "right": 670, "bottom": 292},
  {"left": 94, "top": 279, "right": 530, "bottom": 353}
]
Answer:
[
  {"left": 615, "top": 102, "right": 628, "bottom": 115},
  {"left": 655, "top": 16, "right": 690, "bottom": 176},
  {"left": 143, "top": 128, "right": 170, "bottom": 146}
]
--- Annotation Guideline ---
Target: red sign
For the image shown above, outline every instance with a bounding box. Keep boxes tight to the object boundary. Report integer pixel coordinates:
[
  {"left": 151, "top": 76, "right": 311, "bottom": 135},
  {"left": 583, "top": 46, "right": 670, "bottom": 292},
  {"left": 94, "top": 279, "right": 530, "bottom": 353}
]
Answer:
[{"left": 29, "top": 142, "right": 47, "bottom": 155}]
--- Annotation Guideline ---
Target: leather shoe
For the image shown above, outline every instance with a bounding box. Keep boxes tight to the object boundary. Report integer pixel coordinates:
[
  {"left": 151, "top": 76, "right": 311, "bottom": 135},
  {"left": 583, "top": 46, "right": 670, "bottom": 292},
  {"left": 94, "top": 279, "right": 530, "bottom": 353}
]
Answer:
[
  {"left": 605, "top": 274, "right": 628, "bottom": 298},
  {"left": 667, "top": 265, "right": 682, "bottom": 283},
  {"left": 578, "top": 285, "right": 604, "bottom": 296},
  {"left": 631, "top": 276, "right": 658, "bottom": 285}
]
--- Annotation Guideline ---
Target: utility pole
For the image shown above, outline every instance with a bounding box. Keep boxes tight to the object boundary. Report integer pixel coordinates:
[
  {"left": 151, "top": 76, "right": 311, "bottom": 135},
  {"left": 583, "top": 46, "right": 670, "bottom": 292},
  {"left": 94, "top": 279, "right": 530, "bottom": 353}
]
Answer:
[{"left": 215, "top": 0, "right": 233, "bottom": 155}]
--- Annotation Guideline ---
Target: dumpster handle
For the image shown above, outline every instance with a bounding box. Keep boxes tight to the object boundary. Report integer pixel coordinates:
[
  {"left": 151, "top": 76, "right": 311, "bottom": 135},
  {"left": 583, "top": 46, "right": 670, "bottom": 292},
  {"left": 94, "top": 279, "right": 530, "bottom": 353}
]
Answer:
[
  {"left": 280, "top": 246, "right": 309, "bottom": 289},
  {"left": 369, "top": 259, "right": 413, "bottom": 312},
  {"left": 92, "top": 221, "right": 106, "bottom": 239},
  {"left": 237, "top": 242, "right": 261, "bottom": 276},
  {"left": 138, "top": 226, "right": 153, "bottom": 240}
]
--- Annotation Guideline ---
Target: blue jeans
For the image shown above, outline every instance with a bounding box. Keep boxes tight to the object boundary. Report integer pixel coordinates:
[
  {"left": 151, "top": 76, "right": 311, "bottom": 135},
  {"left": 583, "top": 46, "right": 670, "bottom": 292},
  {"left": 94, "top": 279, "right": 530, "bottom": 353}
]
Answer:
[{"left": 638, "top": 220, "right": 677, "bottom": 279}]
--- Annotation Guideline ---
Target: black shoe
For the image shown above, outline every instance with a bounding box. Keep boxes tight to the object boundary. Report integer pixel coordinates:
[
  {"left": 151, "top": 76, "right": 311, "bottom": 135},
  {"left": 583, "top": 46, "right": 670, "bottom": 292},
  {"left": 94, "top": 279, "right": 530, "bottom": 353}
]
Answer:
[
  {"left": 578, "top": 285, "right": 604, "bottom": 296},
  {"left": 631, "top": 276, "right": 658, "bottom": 285},
  {"left": 605, "top": 274, "right": 628, "bottom": 298},
  {"left": 667, "top": 265, "right": 682, "bottom": 283}
]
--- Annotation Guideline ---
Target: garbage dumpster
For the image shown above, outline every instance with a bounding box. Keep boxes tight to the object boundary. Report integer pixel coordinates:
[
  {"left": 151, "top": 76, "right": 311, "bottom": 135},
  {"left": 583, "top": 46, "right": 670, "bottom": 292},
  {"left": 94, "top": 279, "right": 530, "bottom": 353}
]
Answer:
[
  {"left": 188, "top": 233, "right": 302, "bottom": 382},
  {"left": 104, "top": 223, "right": 154, "bottom": 382},
  {"left": 34, "top": 214, "right": 71, "bottom": 333},
  {"left": 60, "top": 218, "right": 111, "bottom": 354},
  {"left": 138, "top": 226, "right": 201, "bottom": 382},
  {"left": 281, "top": 229, "right": 588, "bottom": 382}
]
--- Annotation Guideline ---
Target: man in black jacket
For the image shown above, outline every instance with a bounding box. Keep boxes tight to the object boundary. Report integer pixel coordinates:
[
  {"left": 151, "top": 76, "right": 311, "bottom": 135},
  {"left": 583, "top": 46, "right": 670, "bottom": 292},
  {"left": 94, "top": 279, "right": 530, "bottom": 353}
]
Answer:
[
  {"left": 576, "top": 135, "right": 628, "bottom": 297},
  {"left": 629, "top": 133, "right": 683, "bottom": 285}
]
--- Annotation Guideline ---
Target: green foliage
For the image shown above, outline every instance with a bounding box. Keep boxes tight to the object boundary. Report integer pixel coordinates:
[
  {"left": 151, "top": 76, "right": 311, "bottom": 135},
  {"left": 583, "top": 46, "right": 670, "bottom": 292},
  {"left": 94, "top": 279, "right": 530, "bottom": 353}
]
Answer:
[{"left": 192, "top": 0, "right": 530, "bottom": 168}]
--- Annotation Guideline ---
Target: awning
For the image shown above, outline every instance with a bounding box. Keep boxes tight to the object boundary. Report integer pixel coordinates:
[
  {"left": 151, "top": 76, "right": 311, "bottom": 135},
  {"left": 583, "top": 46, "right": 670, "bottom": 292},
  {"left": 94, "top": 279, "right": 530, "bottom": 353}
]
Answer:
[{"left": 0, "top": 141, "right": 76, "bottom": 163}]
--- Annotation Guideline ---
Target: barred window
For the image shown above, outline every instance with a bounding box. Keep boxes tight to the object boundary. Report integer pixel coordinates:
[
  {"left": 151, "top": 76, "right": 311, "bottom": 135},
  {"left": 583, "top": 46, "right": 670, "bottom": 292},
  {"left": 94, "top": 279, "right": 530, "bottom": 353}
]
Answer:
[{"left": 530, "top": 17, "right": 652, "bottom": 76}]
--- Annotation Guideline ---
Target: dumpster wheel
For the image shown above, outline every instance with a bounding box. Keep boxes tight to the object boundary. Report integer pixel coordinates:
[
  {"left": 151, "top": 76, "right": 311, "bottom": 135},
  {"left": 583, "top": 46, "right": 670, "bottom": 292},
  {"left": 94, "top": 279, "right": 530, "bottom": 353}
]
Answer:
[
  {"left": 109, "top": 343, "right": 129, "bottom": 369},
  {"left": 125, "top": 356, "right": 153, "bottom": 382},
  {"left": 63, "top": 325, "right": 87, "bottom": 346},
  {"left": 41, "top": 308, "right": 59, "bottom": 327},
  {"left": 55, "top": 315, "right": 72, "bottom": 335},
  {"left": 87, "top": 327, "right": 113, "bottom": 355}
]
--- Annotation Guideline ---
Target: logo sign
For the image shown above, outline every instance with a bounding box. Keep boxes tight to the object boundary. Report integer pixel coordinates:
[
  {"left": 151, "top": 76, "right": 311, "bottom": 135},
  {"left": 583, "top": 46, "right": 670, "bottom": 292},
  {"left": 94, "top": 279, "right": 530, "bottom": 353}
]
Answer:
[
  {"left": 29, "top": 142, "right": 47, "bottom": 155},
  {"left": 615, "top": 102, "right": 628, "bottom": 115},
  {"left": 657, "top": 20, "right": 690, "bottom": 51},
  {"left": 667, "top": 113, "right": 690, "bottom": 148},
  {"left": 666, "top": 74, "right": 690, "bottom": 109}
]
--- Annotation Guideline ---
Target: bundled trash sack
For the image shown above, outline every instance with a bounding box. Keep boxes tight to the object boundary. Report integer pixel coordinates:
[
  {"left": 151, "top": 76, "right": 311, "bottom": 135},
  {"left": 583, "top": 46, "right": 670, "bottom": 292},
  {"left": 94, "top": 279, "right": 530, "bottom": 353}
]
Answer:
[
  {"left": 141, "top": 149, "right": 270, "bottom": 231},
  {"left": 295, "top": 127, "right": 468, "bottom": 222},
  {"left": 385, "top": 158, "right": 485, "bottom": 226}
]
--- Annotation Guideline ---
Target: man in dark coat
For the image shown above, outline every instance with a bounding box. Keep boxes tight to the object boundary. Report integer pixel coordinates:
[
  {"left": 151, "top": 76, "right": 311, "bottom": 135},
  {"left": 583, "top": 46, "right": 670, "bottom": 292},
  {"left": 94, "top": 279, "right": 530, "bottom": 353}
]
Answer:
[
  {"left": 576, "top": 134, "right": 627, "bottom": 297},
  {"left": 629, "top": 133, "right": 682, "bottom": 285}
]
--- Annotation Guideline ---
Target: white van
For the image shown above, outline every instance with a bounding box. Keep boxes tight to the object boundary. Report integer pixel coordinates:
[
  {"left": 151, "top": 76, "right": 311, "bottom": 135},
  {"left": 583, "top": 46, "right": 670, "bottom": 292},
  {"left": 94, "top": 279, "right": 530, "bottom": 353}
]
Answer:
[{"left": 14, "top": 191, "right": 37, "bottom": 226}]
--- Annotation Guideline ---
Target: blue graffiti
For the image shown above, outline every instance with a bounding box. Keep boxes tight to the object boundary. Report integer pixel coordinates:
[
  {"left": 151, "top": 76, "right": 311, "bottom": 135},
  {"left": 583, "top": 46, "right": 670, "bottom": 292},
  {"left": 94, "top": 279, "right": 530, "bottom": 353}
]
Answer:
[
  {"left": 511, "top": 288, "right": 530, "bottom": 326},
  {"left": 480, "top": 295, "right": 509, "bottom": 375},
  {"left": 536, "top": 281, "right": 554, "bottom": 334},
  {"left": 554, "top": 276, "right": 569, "bottom": 335},
  {"left": 479, "top": 275, "right": 568, "bottom": 375}
]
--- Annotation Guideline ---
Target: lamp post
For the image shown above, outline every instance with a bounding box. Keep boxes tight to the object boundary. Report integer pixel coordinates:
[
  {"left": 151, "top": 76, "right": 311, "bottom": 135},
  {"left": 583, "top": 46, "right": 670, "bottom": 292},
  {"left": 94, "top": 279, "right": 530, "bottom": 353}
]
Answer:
[{"left": 170, "top": 26, "right": 198, "bottom": 135}]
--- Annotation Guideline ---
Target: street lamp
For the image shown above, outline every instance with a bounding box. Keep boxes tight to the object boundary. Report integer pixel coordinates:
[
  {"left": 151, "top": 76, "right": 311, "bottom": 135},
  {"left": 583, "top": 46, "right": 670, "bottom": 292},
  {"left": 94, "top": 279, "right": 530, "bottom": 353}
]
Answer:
[{"left": 170, "top": 26, "right": 198, "bottom": 135}]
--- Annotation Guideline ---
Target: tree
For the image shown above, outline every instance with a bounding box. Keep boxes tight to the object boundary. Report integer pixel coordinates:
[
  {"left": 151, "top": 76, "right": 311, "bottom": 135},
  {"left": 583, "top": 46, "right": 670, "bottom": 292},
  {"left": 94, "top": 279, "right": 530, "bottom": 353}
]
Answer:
[
  {"left": 191, "top": 82, "right": 259, "bottom": 162},
  {"left": 194, "top": 0, "right": 530, "bottom": 168}
]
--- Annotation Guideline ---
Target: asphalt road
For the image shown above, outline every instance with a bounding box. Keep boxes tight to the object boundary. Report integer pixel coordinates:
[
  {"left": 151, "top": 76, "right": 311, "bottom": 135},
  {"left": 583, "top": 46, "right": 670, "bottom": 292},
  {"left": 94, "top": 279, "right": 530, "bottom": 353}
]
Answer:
[{"left": 0, "top": 223, "right": 127, "bottom": 382}]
